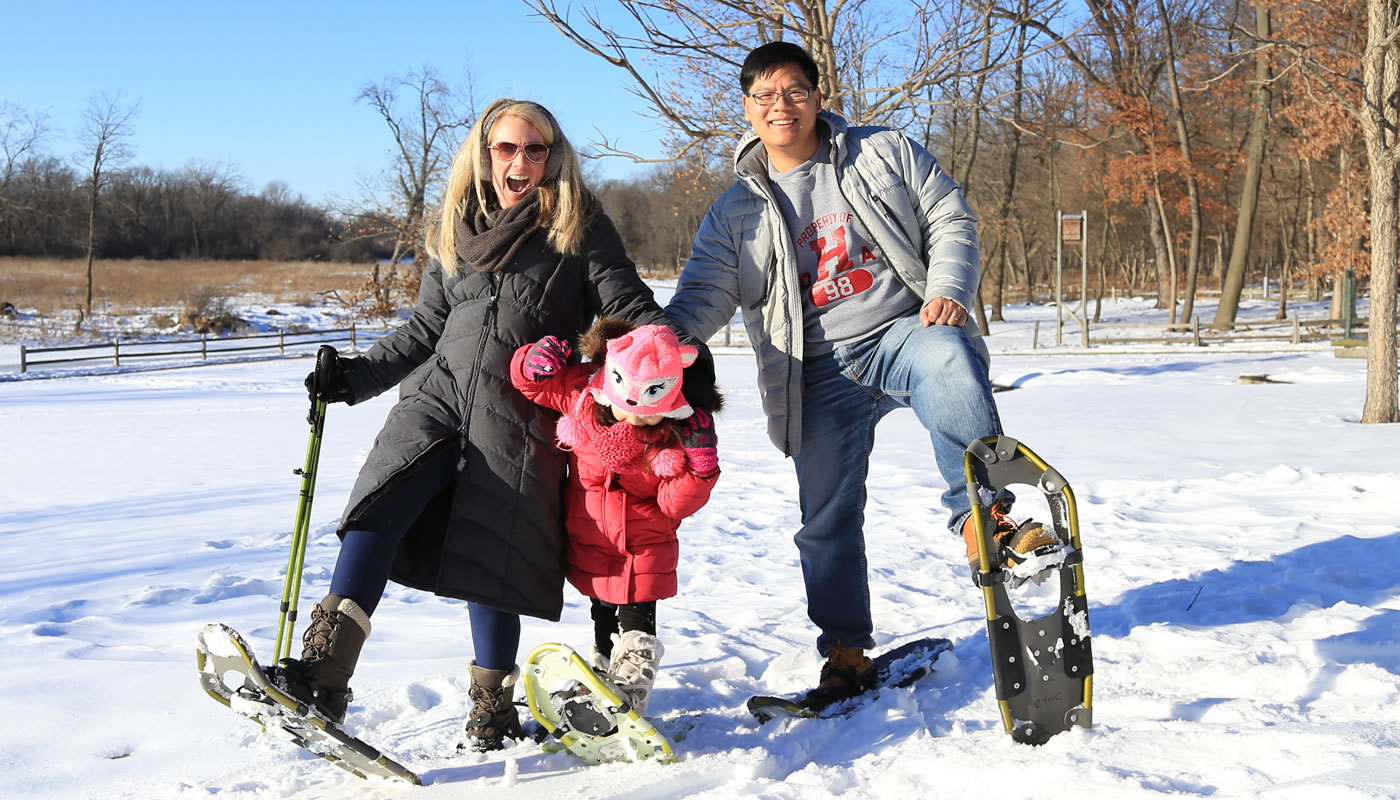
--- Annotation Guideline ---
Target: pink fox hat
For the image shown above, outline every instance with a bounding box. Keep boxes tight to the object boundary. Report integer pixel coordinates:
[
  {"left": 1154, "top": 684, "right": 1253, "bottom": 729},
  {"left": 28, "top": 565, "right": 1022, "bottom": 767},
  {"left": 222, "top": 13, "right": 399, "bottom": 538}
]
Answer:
[{"left": 587, "top": 324, "right": 697, "bottom": 419}]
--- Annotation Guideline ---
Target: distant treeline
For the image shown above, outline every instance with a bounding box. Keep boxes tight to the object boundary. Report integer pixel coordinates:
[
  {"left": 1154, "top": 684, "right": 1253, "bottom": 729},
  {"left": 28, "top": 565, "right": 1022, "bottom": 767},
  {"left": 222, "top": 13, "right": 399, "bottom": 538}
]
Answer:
[{"left": 0, "top": 159, "right": 391, "bottom": 263}]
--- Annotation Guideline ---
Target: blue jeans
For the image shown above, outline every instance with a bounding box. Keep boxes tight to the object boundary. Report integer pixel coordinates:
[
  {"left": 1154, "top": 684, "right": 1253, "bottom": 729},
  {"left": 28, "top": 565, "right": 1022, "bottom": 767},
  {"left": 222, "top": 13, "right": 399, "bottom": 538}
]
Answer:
[{"left": 794, "top": 317, "right": 1002, "bottom": 654}]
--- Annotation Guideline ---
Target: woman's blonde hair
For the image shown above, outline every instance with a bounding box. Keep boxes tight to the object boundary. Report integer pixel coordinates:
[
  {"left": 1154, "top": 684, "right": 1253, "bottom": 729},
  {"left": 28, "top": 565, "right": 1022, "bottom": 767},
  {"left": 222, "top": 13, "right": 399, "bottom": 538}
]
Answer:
[{"left": 428, "top": 98, "right": 592, "bottom": 274}]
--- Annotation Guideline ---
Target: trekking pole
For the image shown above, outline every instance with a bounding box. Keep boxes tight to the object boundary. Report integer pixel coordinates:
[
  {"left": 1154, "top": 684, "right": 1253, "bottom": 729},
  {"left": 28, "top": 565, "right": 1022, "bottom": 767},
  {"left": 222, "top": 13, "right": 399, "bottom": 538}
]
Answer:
[{"left": 273, "top": 345, "right": 337, "bottom": 663}]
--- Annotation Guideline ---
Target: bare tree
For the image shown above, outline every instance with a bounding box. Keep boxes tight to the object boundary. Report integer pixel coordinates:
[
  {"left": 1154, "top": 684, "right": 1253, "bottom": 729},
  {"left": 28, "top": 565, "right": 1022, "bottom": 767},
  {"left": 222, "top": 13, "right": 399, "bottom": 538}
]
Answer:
[
  {"left": 1215, "top": 3, "right": 1272, "bottom": 331},
  {"left": 1357, "top": 0, "right": 1399, "bottom": 423},
  {"left": 1156, "top": 0, "right": 1205, "bottom": 325},
  {"left": 77, "top": 92, "right": 138, "bottom": 320},
  {"left": 355, "top": 67, "right": 475, "bottom": 272},
  {"left": 1, "top": 103, "right": 51, "bottom": 254},
  {"left": 1268, "top": 0, "right": 1398, "bottom": 421},
  {"left": 183, "top": 160, "right": 243, "bottom": 260},
  {"left": 521, "top": 0, "right": 1036, "bottom": 164}
]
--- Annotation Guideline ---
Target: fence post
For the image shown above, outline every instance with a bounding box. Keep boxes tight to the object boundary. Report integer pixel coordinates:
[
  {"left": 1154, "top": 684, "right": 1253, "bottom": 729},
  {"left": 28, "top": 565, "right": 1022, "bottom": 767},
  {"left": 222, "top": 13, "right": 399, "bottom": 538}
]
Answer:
[
  {"left": 351, "top": 322, "right": 357, "bottom": 351},
  {"left": 1081, "top": 316, "right": 1090, "bottom": 347},
  {"left": 1192, "top": 317, "right": 1201, "bottom": 347},
  {"left": 19, "top": 344, "right": 25, "bottom": 374},
  {"left": 201, "top": 334, "right": 207, "bottom": 360},
  {"left": 1032, "top": 320, "right": 1040, "bottom": 349},
  {"left": 1292, "top": 313, "right": 1300, "bottom": 345},
  {"left": 1340, "top": 270, "right": 1356, "bottom": 339},
  {"left": 113, "top": 339, "right": 120, "bottom": 366},
  {"left": 279, "top": 329, "right": 285, "bottom": 356}
]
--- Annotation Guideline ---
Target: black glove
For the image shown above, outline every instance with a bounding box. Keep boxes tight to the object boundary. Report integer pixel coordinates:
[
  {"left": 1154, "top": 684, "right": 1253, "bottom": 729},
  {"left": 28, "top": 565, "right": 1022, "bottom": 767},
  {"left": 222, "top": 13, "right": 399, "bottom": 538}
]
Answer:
[{"left": 304, "top": 354, "right": 357, "bottom": 406}]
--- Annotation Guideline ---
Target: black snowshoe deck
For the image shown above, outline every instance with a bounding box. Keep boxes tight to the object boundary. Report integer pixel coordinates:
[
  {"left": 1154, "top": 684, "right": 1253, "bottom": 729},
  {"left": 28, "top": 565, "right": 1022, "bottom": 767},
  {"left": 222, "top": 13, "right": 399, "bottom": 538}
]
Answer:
[
  {"left": 964, "top": 435, "right": 1094, "bottom": 745},
  {"left": 746, "top": 637, "right": 953, "bottom": 722}
]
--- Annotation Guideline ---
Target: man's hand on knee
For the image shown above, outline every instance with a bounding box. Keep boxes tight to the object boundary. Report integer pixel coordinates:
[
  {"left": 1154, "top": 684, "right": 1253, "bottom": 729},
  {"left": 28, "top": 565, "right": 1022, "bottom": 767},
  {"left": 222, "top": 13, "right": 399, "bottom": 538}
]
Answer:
[{"left": 920, "top": 297, "right": 968, "bottom": 327}]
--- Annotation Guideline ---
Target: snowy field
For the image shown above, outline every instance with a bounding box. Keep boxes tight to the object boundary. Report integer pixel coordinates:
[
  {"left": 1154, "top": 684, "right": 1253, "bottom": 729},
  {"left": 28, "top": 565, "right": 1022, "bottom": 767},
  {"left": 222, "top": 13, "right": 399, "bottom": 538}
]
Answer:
[{"left": 2, "top": 294, "right": 1398, "bottom": 799}]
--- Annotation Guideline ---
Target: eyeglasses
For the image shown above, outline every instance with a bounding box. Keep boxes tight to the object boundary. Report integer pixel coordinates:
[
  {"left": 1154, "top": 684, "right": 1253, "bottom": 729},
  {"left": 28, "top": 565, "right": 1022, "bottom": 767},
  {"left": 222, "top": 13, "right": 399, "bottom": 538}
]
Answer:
[
  {"left": 489, "top": 142, "right": 550, "bottom": 163},
  {"left": 745, "top": 87, "right": 814, "bottom": 107}
]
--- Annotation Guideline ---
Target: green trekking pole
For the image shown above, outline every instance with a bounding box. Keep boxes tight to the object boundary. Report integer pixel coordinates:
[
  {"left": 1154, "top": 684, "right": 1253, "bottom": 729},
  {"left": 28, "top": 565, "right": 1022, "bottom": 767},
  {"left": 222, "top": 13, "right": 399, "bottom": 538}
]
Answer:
[{"left": 274, "top": 345, "right": 337, "bottom": 663}]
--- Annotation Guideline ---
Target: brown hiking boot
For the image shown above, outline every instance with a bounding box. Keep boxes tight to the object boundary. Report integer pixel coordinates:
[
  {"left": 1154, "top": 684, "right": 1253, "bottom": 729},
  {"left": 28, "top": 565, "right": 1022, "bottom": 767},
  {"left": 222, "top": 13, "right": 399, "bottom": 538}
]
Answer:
[
  {"left": 804, "top": 645, "right": 876, "bottom": 709},
  {"left": 267, "top": 594, "right": 371, "bottom": 725},
  {"left": 461, "top": 661, "right": 524, "bottom": 752},
  {"left": 962, "top": 500, "right": 1060, "bottom": 577}
]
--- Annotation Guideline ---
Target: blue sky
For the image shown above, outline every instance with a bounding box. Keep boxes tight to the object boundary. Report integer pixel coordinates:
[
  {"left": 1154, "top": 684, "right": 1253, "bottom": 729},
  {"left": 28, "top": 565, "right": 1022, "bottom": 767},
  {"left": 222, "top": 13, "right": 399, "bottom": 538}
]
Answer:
[{"left": 1, "top": 1, "right": 683, "bottom": 206}]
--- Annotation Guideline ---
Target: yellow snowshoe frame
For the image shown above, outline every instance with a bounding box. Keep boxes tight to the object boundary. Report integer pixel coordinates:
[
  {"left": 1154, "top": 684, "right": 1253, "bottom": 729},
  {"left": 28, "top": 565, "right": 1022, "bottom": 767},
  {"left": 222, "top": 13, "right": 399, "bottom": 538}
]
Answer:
[
  {"left": 965, "top": 435, "right": 1094, "bottom": 744},
  {"left": 522, "top": 642, "right": 675, "bottom": 765}
]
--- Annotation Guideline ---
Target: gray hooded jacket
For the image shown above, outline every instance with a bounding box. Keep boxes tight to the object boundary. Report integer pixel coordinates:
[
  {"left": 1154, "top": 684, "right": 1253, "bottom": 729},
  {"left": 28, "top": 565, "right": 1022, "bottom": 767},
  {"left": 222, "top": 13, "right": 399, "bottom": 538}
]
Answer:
[{"left": 665, "top": 111, "right": 986, "bottom": 456}]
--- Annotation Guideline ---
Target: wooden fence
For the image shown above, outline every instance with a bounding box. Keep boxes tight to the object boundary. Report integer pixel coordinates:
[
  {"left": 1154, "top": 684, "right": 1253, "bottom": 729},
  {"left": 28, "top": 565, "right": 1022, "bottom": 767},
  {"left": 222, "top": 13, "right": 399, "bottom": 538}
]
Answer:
[
  {"left": 9, "top": 313, "right": 1384, "bottom": 376},
  {"left": 1039, "top": 314, "right": 1333, "bottom": 349},
  {"left": 14, "top": 325, "right": 382, "bottom": 374}
]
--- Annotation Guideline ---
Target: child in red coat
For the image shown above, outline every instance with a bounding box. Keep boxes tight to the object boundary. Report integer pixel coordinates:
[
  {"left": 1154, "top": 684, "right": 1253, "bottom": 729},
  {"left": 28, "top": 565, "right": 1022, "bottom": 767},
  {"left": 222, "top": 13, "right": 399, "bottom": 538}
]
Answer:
[{"left": 510, "top": 317, "right": 722, "bottom": 717}]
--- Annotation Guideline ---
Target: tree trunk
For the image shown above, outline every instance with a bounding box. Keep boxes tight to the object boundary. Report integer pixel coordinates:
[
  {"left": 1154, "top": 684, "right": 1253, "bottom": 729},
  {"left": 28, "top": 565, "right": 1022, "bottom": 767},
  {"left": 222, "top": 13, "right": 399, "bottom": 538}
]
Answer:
[
  {"left": 1215, "top": 3, "right": 1272, "bottom": 331},
  {"left": 1359, "top": 0, "right": 1400, "bottom": 424},
  {"left": 1275, "top": 222, "right": 1291, "bottom": 320},
  {"left": 84, "top": 171, "right": 98, "bottom": 320},
  {"left": 1156, "top": 0, "right": 1205, "bottom": 325},
  {"left": 1146, "top": 197, "right": 1172, "bottom": 312},
  {"left": 1152, "top": 179, "right": 1180, "bottom": 323},
  {"left": 989, "top": 4, "right": 1030, "bottom": 323}
]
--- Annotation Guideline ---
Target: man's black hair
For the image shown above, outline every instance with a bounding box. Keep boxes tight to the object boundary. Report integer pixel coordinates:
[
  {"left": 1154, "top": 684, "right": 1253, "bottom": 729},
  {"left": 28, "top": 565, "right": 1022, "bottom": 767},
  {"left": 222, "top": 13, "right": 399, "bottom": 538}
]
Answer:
[{"left": 740, "top": 42, "right": 820, "bottom": 93}]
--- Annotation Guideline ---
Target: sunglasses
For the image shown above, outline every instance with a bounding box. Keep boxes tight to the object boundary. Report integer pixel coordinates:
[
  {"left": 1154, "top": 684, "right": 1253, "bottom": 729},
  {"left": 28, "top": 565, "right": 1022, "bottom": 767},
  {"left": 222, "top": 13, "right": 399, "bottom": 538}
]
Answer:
[{"left": 490, "top": 142, "right": 550, "bottom": 163}]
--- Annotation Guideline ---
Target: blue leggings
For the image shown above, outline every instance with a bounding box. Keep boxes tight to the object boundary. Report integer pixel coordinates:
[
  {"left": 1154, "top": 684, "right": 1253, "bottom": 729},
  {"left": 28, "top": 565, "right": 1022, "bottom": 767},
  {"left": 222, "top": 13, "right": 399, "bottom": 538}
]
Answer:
[{"left": 329, "top": 528, "right": 521, "bottom": 671}]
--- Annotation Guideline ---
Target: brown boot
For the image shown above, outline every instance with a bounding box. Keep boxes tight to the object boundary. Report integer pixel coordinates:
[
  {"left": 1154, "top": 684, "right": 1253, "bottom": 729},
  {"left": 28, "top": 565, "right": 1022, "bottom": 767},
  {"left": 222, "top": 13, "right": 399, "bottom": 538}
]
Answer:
[
  {"left": 803, "top": 644, "right": 876, "bottom": 709},
  {"left": 267, "top": 594, "right": 371, "bottom": 725},
  {"left": 963, "top": 501, "right": 1059, "bottom": 576},
  {"left": 462, "top": 661, "right": 524, "bottom": 752}
]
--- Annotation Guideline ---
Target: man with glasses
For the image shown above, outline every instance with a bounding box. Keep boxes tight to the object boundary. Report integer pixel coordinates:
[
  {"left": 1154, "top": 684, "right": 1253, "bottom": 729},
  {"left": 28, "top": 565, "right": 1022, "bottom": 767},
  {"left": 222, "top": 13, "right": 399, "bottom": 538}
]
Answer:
[{"left": 666, "top": 41, "right": 1025, "bottom": 707}]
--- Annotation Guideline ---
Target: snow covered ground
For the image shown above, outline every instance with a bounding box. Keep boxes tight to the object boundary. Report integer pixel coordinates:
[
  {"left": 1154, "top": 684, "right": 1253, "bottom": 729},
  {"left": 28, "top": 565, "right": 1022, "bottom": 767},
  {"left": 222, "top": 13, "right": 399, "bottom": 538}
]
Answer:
[{"left": 2, "top": 293, "right": 1398, "bottom": 799}]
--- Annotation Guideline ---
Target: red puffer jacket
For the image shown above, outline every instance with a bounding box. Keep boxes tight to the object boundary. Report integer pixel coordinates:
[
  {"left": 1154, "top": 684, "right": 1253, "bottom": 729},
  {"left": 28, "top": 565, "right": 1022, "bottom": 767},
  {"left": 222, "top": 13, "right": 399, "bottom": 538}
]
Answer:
[{"left": 510, "top": 347, "right": 718, "bottom": 604}]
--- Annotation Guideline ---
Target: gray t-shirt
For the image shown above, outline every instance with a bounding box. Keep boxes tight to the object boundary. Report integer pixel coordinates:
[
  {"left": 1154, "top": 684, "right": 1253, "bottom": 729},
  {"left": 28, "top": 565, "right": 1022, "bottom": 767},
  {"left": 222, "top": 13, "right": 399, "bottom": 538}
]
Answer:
[{"left": 767, "top": 140, "right": 920, "bottom": 354}]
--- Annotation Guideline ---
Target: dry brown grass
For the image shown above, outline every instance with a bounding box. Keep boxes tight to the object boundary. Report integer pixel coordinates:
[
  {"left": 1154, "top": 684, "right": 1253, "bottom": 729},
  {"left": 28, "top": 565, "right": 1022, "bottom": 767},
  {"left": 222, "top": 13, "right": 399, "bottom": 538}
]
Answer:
[{"left": 0, "top": 256, "right": 374, "bottom": 315}]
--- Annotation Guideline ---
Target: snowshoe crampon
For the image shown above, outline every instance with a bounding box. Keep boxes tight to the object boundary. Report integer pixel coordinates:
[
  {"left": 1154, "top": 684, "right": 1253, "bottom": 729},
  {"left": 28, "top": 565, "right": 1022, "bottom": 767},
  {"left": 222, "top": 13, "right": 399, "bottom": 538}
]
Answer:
[
  {"left": 520, "top": 642, "right": 675, "bottom": 765},
  {"left": 746, "top": 637, "right": 952, "bottom": 722},
  {"left": 195, "top": 623, "right": 420, "bottom": 784},
  {"left": 964, "top": 435, "right": 1094, "bottom": 745}
]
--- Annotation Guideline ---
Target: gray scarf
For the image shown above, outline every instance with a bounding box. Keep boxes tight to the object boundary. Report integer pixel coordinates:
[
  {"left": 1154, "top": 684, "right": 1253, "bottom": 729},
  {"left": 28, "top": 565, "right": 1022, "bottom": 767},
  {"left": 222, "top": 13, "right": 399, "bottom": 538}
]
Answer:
[{"left": 453, "top": 190, "right": 541, "bottom": 273}]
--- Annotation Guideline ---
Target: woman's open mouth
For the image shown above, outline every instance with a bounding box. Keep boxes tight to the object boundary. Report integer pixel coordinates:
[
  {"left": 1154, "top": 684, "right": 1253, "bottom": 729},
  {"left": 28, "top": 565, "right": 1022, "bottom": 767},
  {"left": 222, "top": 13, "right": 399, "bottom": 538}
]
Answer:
[{"left": 506, "top": 175, "right": 532, "bottom": 193}]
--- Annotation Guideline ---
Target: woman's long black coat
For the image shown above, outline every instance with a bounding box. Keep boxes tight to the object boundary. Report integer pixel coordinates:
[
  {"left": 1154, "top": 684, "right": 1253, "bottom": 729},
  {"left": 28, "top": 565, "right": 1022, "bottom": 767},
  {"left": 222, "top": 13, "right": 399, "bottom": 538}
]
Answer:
[{"left": 336, "top": 212, "right": 676, "bottom": 621}]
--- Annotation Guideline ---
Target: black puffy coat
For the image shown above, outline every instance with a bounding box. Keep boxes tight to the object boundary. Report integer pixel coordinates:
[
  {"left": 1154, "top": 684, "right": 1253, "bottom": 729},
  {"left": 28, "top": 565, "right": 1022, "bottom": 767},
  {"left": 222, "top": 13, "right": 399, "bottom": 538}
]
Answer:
[{"left": 336, "top": 211, "right": 677, "bottom": 621}]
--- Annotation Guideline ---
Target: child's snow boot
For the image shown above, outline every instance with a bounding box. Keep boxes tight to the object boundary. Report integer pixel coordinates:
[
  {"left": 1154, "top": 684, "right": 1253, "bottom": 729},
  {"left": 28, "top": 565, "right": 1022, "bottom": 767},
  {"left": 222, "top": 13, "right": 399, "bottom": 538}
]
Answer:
[
  {"left": 607, "top": 630, "right": 665, "bottom": 718},
  {"left": 267, "top": 593, "right": 371, "bottom": 725},
  {"left": 589, "top": 644, "right": 610, "bottom": 673},
  {"left": 462, "top": 661, "right": 523, "bottom": 752}
]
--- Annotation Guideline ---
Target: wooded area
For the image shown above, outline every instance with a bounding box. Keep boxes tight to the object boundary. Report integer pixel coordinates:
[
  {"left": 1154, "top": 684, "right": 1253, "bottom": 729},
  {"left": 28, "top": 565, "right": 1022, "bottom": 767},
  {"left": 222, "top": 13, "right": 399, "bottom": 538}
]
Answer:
[
  {"left": 528, "top": 0, "right": 1399, "bottom": 422},
  {"left": 2, "top": 1, "right": 1395, "bottom": 418}
]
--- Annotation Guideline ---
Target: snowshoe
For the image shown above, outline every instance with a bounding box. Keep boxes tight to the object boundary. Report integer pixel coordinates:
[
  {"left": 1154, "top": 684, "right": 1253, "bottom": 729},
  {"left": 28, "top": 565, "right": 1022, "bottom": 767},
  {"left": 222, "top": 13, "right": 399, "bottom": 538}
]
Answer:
[
  {"left": 520, "top": 642, "right": 675, "bottom": 764},
  {"left": 195, "top": 623, "right": 419, "bottom": 784},
  {"left": 746, "top": 637, "right": 952, "bottom": 722},
  {"left": 964, "top": 435, "right": 1094, "bottom": 745}
]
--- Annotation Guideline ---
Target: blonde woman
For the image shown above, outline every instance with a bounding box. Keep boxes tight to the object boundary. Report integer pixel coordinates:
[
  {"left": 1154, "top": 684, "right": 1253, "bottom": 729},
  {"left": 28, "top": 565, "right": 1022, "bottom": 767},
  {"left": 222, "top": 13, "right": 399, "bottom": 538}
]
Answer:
[{"left": 267, "top": 99, "right": 711, "bottom": 752}]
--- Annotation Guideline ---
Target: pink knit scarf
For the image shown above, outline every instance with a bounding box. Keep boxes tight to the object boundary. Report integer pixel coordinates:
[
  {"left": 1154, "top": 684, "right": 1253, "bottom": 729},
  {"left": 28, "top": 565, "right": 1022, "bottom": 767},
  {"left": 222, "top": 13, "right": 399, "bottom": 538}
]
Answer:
[{"left": 557, "top": 390, "right": 685, "bottom": 478}]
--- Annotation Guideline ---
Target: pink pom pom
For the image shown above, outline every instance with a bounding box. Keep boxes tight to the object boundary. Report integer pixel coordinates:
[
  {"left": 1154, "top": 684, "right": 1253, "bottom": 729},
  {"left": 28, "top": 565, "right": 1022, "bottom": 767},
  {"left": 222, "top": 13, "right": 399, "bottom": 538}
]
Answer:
[
  {"left": 651, "top": 447, "right": 685, "bottom": 478},
  {"left": 556, "top": 415, "right": 585, "bottom": 450}
]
